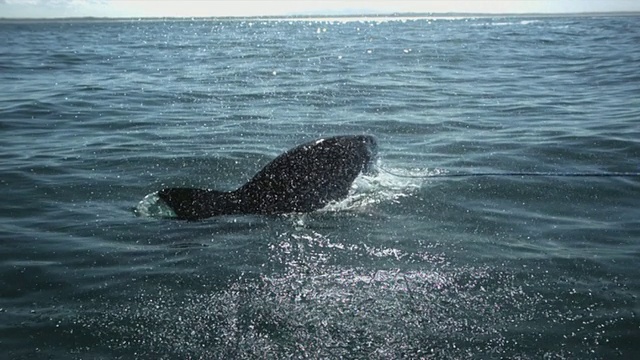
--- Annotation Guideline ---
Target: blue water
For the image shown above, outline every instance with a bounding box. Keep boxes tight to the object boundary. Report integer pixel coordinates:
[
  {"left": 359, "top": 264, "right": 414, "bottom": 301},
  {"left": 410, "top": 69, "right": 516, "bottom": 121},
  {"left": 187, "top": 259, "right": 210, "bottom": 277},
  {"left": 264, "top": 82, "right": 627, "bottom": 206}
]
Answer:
[{"left": 1, "top": 15, "right": 639, "bottom": 359}]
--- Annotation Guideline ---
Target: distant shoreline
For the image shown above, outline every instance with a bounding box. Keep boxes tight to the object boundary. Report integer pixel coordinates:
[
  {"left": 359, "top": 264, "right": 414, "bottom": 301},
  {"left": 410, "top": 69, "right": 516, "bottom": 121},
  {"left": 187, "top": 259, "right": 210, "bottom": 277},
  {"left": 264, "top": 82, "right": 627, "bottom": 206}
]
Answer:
[{"left": 1, "top": 11, "right": 639, "bottom": 23}]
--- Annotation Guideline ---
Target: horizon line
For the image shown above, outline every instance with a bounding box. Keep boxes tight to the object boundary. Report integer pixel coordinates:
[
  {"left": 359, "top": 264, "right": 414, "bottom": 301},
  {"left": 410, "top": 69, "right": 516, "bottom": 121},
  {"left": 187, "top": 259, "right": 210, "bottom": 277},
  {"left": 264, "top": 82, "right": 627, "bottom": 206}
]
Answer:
[{"left": 1, "top": 11, "right": 639, "bottom": 22}]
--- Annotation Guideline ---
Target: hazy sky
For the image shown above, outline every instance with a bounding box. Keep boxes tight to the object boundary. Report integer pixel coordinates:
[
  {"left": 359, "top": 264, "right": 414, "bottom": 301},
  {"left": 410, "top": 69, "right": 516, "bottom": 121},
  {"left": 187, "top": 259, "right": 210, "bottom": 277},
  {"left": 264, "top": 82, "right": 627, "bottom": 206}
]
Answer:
[{"left": 1, "top": 0, "right": 639, "bottom": 18}]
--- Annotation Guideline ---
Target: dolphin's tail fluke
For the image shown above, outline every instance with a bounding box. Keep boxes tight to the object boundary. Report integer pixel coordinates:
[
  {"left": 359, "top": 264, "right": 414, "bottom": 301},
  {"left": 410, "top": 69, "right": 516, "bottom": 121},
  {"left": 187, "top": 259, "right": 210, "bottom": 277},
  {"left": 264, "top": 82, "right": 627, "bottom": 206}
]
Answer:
[{"left": 157, "top": 188, "right": 232, "bottom": 220}]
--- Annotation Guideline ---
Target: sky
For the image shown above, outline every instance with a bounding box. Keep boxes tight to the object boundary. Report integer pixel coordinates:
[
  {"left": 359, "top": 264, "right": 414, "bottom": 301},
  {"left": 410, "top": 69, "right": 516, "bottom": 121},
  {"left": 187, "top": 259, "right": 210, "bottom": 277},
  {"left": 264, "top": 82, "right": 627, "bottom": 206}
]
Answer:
[{"left": 1, "top": 0, "right": 639, "bottom": 19}]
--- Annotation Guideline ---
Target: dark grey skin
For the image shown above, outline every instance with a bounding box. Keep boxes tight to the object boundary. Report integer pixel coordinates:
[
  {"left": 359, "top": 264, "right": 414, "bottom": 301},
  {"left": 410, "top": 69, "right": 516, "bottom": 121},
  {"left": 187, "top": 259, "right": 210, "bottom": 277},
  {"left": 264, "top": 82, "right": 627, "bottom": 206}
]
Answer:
[{"left": 157, "top": 135, "right": 378, "bottom": 220}]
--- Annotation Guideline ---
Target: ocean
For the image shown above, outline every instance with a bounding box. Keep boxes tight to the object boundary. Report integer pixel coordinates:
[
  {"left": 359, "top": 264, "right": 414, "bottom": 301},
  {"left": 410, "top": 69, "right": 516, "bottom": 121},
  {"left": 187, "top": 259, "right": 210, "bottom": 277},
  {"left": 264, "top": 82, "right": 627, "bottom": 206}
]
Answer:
[{"left": 1, "top": 15, "right": 639, "bottom": 359}]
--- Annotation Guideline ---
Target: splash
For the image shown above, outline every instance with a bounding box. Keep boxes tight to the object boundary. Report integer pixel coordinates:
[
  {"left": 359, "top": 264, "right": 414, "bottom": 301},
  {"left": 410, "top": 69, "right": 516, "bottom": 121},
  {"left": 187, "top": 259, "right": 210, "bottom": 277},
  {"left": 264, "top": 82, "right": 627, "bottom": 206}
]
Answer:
[
  {"left": 134, "top": 192, "right": 176, "bottom": 218},
  {"left": 72, "top": 258, "right": 542, "bottom": 358},
  {"left": 320, "top": 165, "right": 437, "bottom": 213}
]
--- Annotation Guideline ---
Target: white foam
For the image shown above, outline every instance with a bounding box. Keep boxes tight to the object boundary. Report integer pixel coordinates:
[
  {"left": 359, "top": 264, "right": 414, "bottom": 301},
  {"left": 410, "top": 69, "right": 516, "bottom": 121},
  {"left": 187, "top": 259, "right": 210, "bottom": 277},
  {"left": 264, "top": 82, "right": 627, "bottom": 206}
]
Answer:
[
  {"left": 134, "top": 192, "right": 177, "bottom": 218},
  {"left": 319, "top": 164, "right": 435, "bottom": 213}
]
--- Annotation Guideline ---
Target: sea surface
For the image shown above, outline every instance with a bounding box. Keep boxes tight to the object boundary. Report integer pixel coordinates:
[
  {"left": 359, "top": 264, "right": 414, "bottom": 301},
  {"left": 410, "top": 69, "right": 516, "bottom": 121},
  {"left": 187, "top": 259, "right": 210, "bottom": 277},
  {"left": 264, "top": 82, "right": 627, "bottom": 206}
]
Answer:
[{"left": 1, "top": 15, "right": 639, "bottom": 359}]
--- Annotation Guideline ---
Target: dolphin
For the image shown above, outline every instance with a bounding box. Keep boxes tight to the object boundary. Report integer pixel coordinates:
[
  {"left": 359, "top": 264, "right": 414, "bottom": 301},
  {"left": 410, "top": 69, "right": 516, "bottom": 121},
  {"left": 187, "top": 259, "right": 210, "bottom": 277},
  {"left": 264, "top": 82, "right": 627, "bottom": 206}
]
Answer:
[{"left": 156, "top": 135, "right": 377, "bottom": 220}]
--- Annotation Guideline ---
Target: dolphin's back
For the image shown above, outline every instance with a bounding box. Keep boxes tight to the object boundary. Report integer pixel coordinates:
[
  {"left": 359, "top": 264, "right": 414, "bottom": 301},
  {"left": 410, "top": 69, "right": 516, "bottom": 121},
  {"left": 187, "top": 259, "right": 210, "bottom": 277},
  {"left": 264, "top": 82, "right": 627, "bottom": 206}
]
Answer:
[{"left": 157, "top": 135, "right": 377, "bottom": 220}]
